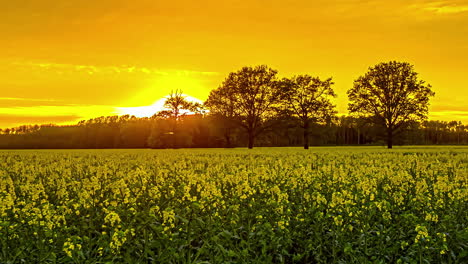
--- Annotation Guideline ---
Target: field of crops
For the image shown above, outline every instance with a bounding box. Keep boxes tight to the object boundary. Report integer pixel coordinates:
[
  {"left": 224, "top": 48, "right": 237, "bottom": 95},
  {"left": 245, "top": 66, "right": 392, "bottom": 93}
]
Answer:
[{"left": 0, "top": 147, "right": 467, "bottom": 263}]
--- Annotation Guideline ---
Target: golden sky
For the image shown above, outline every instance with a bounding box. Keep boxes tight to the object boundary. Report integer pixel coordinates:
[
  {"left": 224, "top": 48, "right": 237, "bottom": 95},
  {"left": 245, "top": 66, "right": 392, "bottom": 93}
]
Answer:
[{"left": 1, "top": 0, "right": 467, "bottom": 128}]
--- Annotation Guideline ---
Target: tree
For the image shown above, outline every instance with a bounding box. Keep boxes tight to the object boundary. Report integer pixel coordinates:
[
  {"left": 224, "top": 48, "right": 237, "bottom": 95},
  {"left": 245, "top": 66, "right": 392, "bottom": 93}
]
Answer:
[
  {"left": 348, "top": 61, "right": 435, "bottom": 148},
  {"left": 204, "top": 85, "right": 238, "bottom": 147},
  {"left": 279, "top": 75, "right": 336, "bottom": 149},
  {"left": 154, "top": 90, "right": 201, "bottom": 148},
  {"left": 205, "top": 65, "right": 281, "bottom": 149},
  {"left": 157, "top": 89, "right": 201, "bottom": 120}
]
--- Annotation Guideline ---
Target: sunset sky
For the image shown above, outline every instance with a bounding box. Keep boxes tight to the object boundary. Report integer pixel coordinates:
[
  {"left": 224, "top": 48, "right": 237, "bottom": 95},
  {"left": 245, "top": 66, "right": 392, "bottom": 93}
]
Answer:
[{"left": 1, "top": 0, "right": 467, "bottom": 128}]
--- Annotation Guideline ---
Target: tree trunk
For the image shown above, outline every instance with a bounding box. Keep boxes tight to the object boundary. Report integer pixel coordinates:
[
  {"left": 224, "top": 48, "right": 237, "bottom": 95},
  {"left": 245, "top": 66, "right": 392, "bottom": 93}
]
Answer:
[
  {"left": 387, "top": 128, "right": 393, "bottom": 149},
  {"left": 171, "top": 118, "right": 177, "bottom": 149},
  {"left": 303, "top": 121, "right": 310, "bottom": 149},
  {"left": 224, "top": 133, "right": 232, "bottom": 148},
  {"left": 248, "top": 129, "right": 254, "bottom": 149},
  {"left": 226, "top": 135, "right": 231, "bottom": 148},
  {"left": 224, "top": 126, "right": 232, "bottom": 148},
  {"left": 357, "top": 127, "right": 361, "bottom": 145}
]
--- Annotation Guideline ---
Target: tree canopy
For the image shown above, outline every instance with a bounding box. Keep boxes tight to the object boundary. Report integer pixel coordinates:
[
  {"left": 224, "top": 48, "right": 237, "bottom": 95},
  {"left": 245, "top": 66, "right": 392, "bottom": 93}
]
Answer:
[
  {"left": 204, "top": 86, "right": 238, "bottom": 147},
  {"left": 157, "top": 89, "right": 201, "bottom": 119},
  {"left": 205, "top": 65, "right": 281, "bottom": 149},
  {"left": 279, "top": 75, "right": 336, "bottom": 149},
  {"left": 348, "top": 61, "right": 435, "bottom": 148}
]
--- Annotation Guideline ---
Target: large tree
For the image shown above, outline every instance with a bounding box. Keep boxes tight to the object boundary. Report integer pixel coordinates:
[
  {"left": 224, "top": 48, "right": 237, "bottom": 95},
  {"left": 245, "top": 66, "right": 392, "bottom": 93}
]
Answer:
[
  {"left": 348, "top": 61, "right": 435, "bottom": 148},
  {"left": 279, "top": 75, "right": 336, "bottom": 149},
  {"left": 205, "top": 65, "right": 281, "bottom": 149}
]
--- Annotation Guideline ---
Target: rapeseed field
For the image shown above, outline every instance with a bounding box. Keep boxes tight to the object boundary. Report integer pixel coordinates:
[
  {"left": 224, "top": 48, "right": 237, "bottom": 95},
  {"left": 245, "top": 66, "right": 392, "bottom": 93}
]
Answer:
[{"left": 0, "top": 147, "right": 467, "bottom": 263}]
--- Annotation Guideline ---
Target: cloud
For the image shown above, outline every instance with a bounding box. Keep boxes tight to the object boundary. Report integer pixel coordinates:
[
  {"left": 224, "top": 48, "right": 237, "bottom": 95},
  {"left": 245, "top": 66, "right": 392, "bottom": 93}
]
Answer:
[
  {"left": 0, "top": 97, "right": 58, "bottom": 102},
  {"left": 431, "top": 104, "right": 468, "bottom": 112},
  {"left": 0, "top": 104, "right": 119, "bottom": 128},
  {"left": 430, "top": 110, "right": 468, "bottom": 117},
  {"left": 0, "top": 114, "right": 82, "bottom": 128},
  {"left": 429, "top": 110, "right": 468, "bottom": 124},
  {"left": 411, "top": 0, "right": 468, "bottom": 14},
  {"left": 0, "top": 97, "right": 65, "bottom": 107},
  {"left": 0, "top": 105, "right": 117, "bottom": 117},
  {"left": 14, "top": 61, "right": 219, "bottom": 76},
  {"left": 425, "top": 5, "right": 468, "bottom": 14}
]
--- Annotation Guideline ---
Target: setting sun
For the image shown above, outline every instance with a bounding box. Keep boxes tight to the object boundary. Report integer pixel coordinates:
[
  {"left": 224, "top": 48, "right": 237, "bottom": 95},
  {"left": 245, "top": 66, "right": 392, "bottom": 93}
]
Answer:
[
  {"left": 123, "top": 74, "right": 213, "bottom": 107},
  {"left": 116, "top": 94, "right": 203, "bottom": 118}
]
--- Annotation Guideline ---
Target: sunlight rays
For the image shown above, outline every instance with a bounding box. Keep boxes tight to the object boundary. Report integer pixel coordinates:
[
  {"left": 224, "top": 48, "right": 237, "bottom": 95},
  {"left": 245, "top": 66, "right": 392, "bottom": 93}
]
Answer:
[{"left": 116, "top": 95, "right": 203, "bottom": 118}]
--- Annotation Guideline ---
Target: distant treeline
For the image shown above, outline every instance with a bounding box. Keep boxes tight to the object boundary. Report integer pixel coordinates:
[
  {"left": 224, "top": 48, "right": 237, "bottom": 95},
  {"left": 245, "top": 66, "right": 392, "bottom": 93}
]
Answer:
[{"left": 0, "top": 115, "right": 466, "bottom": 149}]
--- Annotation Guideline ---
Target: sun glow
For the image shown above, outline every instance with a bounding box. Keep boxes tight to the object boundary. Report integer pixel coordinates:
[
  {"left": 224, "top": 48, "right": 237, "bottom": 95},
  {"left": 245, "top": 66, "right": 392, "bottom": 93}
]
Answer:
[
  {"left": 116, "top": 74, "right": 207, "bottom": 117},
  {"left": 116, "top": 95, "right": 203, "bottom": 118}
]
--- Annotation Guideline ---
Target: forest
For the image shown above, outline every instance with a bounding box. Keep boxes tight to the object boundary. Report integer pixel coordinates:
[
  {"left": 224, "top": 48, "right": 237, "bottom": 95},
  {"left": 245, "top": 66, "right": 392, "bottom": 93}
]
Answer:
[{"left": 0, "top": 114, "right": 466, "bottom": 149}]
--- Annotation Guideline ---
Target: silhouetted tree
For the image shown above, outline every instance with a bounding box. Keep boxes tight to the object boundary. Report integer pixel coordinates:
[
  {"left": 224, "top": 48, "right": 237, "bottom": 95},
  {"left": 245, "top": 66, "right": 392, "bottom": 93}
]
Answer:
[
  {"left": 205, "top": 65, "right": 281, "bottom": 149},
  {"left": 153, "top": 90, "right": 200, "bottom": 148},
  {"left": 157, "top": 89, "right": 201, "bottom": 120},
  {"left": 205, "top": 85, "right": 238, "bottom": 147},
  {"left": 348, "top": 61, "right": 435, "bottom": 148},
  {"left": 279, "top": 75, "right": 336, "bottom": 149}
]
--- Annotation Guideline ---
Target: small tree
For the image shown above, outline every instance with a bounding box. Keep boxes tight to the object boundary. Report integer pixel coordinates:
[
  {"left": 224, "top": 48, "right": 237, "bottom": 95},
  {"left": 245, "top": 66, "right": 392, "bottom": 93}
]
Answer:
[
  {"left": 157, "top": 89, "right": 201, "bottom": 120},
  {"left": 279, "top": 75, "right": 336, "bottom": 149},
  {"left": 348, "top": 61, "right": 435, "bottom": 148},
  {"left": 154, "top": 90, "right": 200, "bottom": 148}
]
